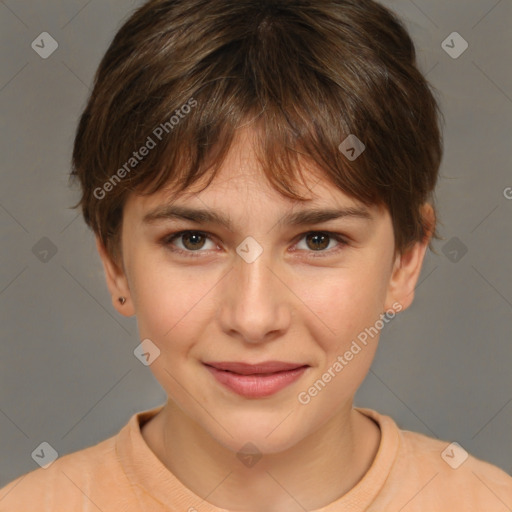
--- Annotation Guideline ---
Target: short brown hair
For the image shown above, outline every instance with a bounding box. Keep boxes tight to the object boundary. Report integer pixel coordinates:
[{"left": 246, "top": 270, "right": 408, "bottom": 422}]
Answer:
[{"left": 71, "top": 0, "right": 444, "bottom": 262}]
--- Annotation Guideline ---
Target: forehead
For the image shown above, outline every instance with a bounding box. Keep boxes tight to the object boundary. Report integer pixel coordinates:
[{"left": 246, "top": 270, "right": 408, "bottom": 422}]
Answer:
[{"left": 127, "top": 126, "right": 379, "bottom": 216}]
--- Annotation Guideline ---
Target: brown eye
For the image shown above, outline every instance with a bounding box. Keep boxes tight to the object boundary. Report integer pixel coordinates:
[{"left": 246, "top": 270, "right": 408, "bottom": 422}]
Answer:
[
  {"left": 305, "top": 233, "right": 330, "bottom": 251},
  {"left": 181, "top": 232, "right": 207, "bottom": 251},
  {"left": 163, "top": 230, "right": 216, "bottom": 256},
  {"left": 294, "top": 231, "right": 348, "bottom": 257}
]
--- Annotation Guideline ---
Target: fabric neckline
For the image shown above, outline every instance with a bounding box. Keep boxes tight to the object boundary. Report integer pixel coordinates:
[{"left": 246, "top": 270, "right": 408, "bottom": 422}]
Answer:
[{"left": 116, "top": 405, "right": 401, "bottom": 511}]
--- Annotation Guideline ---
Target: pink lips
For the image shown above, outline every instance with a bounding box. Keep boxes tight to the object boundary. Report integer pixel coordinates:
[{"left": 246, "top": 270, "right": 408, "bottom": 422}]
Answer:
[{"left": 203, "top": 361, "right": 309, "bottom": 398}]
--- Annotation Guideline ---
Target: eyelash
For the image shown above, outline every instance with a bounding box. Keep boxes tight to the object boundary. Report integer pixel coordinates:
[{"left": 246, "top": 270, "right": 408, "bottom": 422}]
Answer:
[{"left": 161, "top": 230, "right": 349, "bottom": 258}]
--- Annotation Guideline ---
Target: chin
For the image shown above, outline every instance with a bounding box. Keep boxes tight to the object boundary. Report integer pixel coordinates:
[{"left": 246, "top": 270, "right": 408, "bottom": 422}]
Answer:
[{"left": 204, "top": 410, "right": 311, "bottom": 456}]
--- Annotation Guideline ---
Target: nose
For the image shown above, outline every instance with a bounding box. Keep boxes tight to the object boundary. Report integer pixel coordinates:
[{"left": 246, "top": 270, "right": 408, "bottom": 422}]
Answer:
[{"left": 217, "top": 248, "right": 292, "bottom": 344}]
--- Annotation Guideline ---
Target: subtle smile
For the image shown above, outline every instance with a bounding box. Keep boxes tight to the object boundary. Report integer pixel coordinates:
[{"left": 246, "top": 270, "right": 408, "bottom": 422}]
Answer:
[{"left": 203, "top": 361, "right": 310, "bottom": 398}]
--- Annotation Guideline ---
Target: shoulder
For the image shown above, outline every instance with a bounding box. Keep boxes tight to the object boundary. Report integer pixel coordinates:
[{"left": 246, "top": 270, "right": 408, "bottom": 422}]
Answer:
[
  {"left": 359, "top": 408, "right": 512, "bottom": 511},
  {"left": 0, "top": 432, "right": 132, "bottom": 511},
  {"left": 397, "top": 427, "right": 512, "bottom": 510}
]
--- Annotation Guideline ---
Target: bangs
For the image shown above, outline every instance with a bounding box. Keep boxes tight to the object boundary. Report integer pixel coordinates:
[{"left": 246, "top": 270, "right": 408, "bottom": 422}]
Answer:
[{"left": 72, "top": 0, "right": 442, "bottom": 258}]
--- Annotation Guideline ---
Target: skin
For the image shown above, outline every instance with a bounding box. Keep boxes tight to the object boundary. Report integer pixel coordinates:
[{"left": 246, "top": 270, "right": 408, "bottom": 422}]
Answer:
[{"left": 97, "top": 127, "right": 434, "bottom": 512}]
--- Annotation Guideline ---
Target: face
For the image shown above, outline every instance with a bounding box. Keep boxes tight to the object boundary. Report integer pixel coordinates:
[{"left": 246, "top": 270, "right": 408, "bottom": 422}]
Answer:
[{"left": 99, "top": 127, "right": 430, "bottom": 454}]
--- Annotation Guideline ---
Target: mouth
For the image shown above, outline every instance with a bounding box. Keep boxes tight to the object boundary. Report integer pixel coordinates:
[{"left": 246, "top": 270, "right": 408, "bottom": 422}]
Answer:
[{"left": 203, "top": 361, "right": 310, "bottom": 398}]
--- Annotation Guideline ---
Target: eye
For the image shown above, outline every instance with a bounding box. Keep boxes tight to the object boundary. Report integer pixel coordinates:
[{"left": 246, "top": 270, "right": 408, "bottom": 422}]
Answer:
[
  {"left": 163, "top": 230, "right": 216, "bottom": 257},
  {"left": 161, "top": 230, "right": 348, "bottom": 258},
  {"left": 294, "top": 231, "right": 348, "bottom": 256}
]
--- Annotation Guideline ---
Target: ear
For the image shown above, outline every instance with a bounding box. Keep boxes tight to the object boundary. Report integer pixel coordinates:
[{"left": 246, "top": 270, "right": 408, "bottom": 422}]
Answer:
[
  {"left": 384, "top": 203, "right": 435, "bottom": 312},
  {"left": 95, "top": 237, "right": 135, "bottom": 317}
]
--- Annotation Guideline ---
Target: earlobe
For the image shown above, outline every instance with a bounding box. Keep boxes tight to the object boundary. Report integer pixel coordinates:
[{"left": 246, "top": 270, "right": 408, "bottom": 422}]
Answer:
[{"left": 95, "top": 237, "right": 135, "bottom": 316}]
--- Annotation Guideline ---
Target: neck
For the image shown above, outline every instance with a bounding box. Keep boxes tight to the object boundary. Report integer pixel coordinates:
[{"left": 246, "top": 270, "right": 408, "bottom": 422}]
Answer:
[{"left": 142, "top": 400, "right": 381, "bottom": 511}]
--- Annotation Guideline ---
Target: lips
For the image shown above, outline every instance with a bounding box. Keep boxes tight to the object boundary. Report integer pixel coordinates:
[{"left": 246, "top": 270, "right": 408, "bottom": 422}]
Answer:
[
  {"left": 203, "top": 361, "right": 310, "bottom": 398},
  {"left": 203, "top": 361, "right": 308, "bottom": 375}
]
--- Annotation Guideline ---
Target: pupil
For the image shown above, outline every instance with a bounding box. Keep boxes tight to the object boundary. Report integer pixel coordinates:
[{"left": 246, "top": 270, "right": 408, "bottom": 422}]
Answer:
[
  {"left": 308, "top": 233, "right": 328, "bottom": 251},
  {"left": 184, "top": 232, "right": 204, "bottom": 250}
]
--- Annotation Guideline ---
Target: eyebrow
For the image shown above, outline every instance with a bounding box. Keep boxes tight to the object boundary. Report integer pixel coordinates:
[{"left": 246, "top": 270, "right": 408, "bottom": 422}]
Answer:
[{"left": 143, "top": 204, "right": 373, "bottom": 230}]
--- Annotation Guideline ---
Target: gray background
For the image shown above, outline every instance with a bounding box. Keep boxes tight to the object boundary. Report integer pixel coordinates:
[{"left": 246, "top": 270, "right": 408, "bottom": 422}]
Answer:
[{"left": 1, "top": 0, "right": 511, "bottom": 489}]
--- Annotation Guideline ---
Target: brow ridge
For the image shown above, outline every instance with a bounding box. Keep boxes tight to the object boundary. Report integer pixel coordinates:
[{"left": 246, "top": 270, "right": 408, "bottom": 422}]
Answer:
[{"left": 143, "top": 205, "right": 372, "bottom": 231}]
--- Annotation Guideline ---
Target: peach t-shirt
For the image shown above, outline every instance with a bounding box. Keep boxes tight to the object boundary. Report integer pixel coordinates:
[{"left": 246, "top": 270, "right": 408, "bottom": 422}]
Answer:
[{"left": 1, "top": 405, "right": 511, "bottom": 511}]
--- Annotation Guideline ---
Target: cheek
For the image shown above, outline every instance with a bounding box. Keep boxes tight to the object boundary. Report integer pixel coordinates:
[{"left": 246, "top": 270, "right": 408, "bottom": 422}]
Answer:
[
  {"left": 292, "top": 264, "right": 388, "bottom": 350},
  {"left": 291, "top": 268, "right": 387, "bottom": 410},
  {"left": 134, "top": 263, "right": 215, "bottom": 342},
  {"left": 134, "top": 273, "right": 170, "bottom": 340}
]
